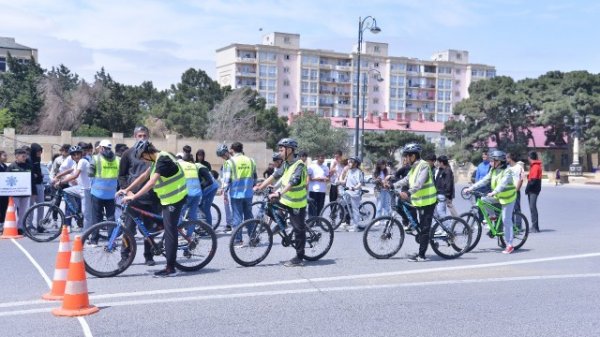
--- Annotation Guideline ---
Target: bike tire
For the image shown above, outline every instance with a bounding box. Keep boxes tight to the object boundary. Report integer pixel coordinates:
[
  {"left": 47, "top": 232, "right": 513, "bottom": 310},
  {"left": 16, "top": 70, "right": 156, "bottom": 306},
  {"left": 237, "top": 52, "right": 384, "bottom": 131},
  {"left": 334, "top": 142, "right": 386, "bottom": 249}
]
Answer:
[
  {"left": 358, "top": 201, "right": 376, "bottom": 226},
  {"left": 430, "top": 216, "right": 472, "bottom": 259},
  {"left": 22, "top": 202, "right": 64, "bottom": 242},
  {"left": 175, "top": 220, "right": 217, "bottom": 271},
  {"left": 229, "top": 219, "right": 273, "bottom": 267},
  {"left": 320, "top": 201, "right": 345, "bottom": 230},
  {"left": 210, "top": 203, "right": 221, "bottom": 230},
  {"left": 499, "top": 212, "right": 529, "bottom": 250},
  {"left": 81, "top": 221, "right": 136, "bottom": 278},
  {"left": 460, "top": 186, "right": 472, "bottom": 200},
  {"left": 303, "top": 216, "right": 334, "bottom": 261},
  {"left": 363, "top": 216, "right": 405, "bottom": 259},
  {"left": 251, "top": 201, "right": 266, "bottom": 219},
  {"left": 460, "top": 211, "right": 482, "bottom": 252}
]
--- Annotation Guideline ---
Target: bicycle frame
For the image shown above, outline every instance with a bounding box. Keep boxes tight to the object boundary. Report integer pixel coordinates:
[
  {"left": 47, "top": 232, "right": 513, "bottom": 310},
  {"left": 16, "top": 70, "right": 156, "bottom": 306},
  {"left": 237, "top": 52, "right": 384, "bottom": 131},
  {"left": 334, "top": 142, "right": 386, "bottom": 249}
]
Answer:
[{"left": 473, "top": 196, "right": 504, "bottom": 237}]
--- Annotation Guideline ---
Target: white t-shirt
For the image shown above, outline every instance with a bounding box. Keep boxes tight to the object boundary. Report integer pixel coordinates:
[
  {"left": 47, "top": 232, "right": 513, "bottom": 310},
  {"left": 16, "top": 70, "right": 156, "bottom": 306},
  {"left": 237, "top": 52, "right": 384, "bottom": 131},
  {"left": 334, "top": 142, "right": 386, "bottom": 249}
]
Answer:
[
  {"left": 75, "top": 158, "right": 91, "bottom": 189},
  {"left": 59, "top": 156, "right": 75, "bottom": 173},
  {"left": 344, "top": 168, "right": 364, "bottom": 196},
  {"left": 308, "top": 162, "right": 329, "bottom": 193},
  {"left": 509, "top": 163, "right": 524, "bottom": 190},
  {"left": 329, "top": 160, "right": 344, "bottom": 185}
]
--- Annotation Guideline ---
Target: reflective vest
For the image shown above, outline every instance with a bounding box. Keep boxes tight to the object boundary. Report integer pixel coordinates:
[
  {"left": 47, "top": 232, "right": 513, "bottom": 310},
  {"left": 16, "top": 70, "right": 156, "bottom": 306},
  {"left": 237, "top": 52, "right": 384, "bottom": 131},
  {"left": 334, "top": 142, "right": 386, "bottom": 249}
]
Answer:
[
  {"left": 491, "top": 168, "right": 517, "bottom": 205},
  {"left": 408, "top": 160, "right": 437, "bottom": 207},
  {"left": 151, "top": 152, "right": 187, "bottom": 206},
  {"left": 179, "top": 160, "right": 202, "bottom": 197},
  {"left": 90, "top": 155, "right": 119, "bottom": 200},
  {"left": 279, "top": 160, "right": 307, "bottom": 209},
  {"left": 229, "top": 154, "right": 255, "bottom": 199}
]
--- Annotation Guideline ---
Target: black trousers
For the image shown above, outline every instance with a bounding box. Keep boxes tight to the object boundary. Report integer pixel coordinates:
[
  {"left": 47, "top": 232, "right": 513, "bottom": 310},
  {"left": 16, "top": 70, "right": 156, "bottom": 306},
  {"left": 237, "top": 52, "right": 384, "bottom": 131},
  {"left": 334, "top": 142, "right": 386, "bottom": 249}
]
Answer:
[
  {"left": 416, "top": 203, "right": 436, "bottom": 258},
  {"left": 0, "top": 196, "right": 8, "bottom": 224},
  {"left": 283, "top": 205, "right": 306, "bottom": 259},
  {"left": 308, "top": 191, "right": 326, "bottom": 217},
  {"left": 90, "top": 195, "right": 116, "bottom": 242},
  {"left": 122, "top": 200, "right": 161, "bottom": 260},
  {"left": 329, "top": 184, "right": 339, "bottom": 203},
  {"left": 162, "top": 197, "right": 186, "bottom": 269}
]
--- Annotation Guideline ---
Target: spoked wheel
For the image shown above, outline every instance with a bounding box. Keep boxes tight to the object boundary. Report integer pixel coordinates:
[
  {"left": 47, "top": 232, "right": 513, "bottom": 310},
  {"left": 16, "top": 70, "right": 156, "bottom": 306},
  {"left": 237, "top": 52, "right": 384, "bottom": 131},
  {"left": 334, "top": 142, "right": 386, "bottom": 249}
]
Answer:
[
  {"left": 251, "top": 201, "right": 266, "bottom": 219},
  {"left": 81, "top": 221, "right": 136, "bottom": 278},
  {"left": 499, "top": 212, "right": 529, "bottom": 250},
  {"left": 363, "top": 216, "right": 405, "bottom": 259},
  {"left": 175, "top": 220, "right": 217, "bottom": 271},
  {"left": 358, "top": 201, "right": 376, "bottom": 227},
  {"left": 303, "top": 217, "right": 334, "bottom": 261},
  {"left": 22, "top": 202, "right": 64, "bottom": 242},
  {"left": 320, "top": 202, "right": 345, "bottom": 230},
  {"left": 209, "top": 203, "right": 221, "bottom": 230},
  {"left": 460, "top": 186, "right": 472, "bottom": 200},
  {"left": 229, "top": 219, "right": 273, "bottom": 267},
  {"left": 460, "top": 211, "right": 482, "bottom": 252},
  {"left": 430, "top": 216, "right": 472, "bottom": 259}
]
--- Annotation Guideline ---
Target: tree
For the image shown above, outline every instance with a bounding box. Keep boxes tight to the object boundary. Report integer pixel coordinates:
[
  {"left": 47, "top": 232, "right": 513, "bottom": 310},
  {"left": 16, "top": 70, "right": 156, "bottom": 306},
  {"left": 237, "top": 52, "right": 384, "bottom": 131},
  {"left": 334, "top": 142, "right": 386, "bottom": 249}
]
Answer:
[
  {"left": 363, "top": 131, "right": 435, "bottom": 165},
  {"left": 206, "top": 88, "right": 267, "bottom": 141},
  {"left": 255, "top": 106, "right": 289, "bottom": 149},
  {"left": 289, "top": 114, "right": 348, "bottom": 156}
]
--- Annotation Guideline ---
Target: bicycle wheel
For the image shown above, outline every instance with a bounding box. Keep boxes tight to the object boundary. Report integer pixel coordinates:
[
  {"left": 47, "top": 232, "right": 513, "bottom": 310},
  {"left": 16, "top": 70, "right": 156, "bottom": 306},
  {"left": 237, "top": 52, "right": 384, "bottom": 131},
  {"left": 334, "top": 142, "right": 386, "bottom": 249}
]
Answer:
[
  {"left": 499, "top": 212, "right": 529, "bottom": 250},
  {"left": 358, "top": 201, "right": 376, "bottom": 227},
  {"left": 363, "top": 216, "right": 405, "bottom": 259},
  {"left": 81, "top": 221, "right": 136, "bottom": 278},
  {"left": 430, "top": 216, "right": 472, "bottom": 259},
  {"left": 320, "top": 201, "right": 346, "bottom": 230},
  {"left": 175, "top": 220, "right": 217, "bottom": 271},
  {"left": 460, "top": 211, "right": 482, "bottom": 252},
  {"left": 229, "top": 219, "right": 273, "bottom": 267},
  {"left": 252, "top": 201, "right": 266, "bottom": 219},
  {"left": 460, "top": 186, "right": 471, "bottom": 200},
  {"left": 209, "top": 203, "right": 221, "bottom": 230},
  {"left": 23, "top": 202, "right": 64, "bottom": 242},
  {"left": 303, "top": 216, "right": 334, "bottom": 261}
]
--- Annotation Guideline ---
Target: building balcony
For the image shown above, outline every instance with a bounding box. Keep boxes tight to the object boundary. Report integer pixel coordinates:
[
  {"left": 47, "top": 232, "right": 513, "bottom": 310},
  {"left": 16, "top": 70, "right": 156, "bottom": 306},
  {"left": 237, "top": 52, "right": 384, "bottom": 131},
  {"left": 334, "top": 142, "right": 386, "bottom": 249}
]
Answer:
[
  {"left": 336, "top": 65, "right": 352, "bottom": 71},
  {"left": 236, "top": 71, "right": 257, "bottom": 77},
  {"left": 319, "top": 102, "right": 335, "bottom": 107},
  {"left": 236, "top": 56, "right": 257, "bottom": 63},
  {"left": 319, "top": 63, "right": 333, "bottom": 69}
]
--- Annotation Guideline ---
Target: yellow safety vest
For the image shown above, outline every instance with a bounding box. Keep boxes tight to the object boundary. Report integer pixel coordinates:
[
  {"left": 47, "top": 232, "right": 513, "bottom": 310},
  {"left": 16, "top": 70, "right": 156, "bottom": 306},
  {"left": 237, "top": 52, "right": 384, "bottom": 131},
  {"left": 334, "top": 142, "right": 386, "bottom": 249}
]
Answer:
[
  {"left": 279, "top": 160, "right": 307, "bottom": 208},
  {"left": 179, "top": 160, "right": 202, "bottom": 197},
  {"left": 408, "top": 160, "right": 437, "bottom": 207},
  {"left": 91, "top": 155, "right": 119, "bottom": 199},
  {"left": 491, "top": 168, "right": 517, "bottom": 205},
  {"left": 151, "top": 152, "right": 188, "bottom": 205}
]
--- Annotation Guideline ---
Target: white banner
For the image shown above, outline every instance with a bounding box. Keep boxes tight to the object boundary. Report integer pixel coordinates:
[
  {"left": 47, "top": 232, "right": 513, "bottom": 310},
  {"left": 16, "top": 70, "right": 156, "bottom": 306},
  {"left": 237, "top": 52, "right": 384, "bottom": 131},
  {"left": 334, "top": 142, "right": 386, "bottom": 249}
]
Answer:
[{"left": 0, "top": 172, "right": 32, "bottom": 196}]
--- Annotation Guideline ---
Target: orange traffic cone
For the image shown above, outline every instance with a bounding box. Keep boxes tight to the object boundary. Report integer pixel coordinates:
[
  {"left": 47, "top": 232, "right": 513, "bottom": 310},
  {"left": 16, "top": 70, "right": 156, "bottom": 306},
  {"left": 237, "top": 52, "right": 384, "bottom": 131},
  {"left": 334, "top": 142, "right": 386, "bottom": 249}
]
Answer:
[
  {"left": 43, "top": 226, "right": 71, "bottom": 301},
  {"left": 52, "top": 236, "right": 99, "bottom": 317},
  {"left": 1, "top": 197, "right": 23, "bottom": 239}
]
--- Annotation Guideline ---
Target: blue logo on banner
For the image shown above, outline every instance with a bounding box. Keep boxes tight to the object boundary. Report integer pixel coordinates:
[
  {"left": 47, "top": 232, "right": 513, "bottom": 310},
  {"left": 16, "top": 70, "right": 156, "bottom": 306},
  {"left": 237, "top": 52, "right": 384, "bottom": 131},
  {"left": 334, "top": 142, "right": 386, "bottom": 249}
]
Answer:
[{"left": 6, "top": 176, "right": 17, "bottom": 187}]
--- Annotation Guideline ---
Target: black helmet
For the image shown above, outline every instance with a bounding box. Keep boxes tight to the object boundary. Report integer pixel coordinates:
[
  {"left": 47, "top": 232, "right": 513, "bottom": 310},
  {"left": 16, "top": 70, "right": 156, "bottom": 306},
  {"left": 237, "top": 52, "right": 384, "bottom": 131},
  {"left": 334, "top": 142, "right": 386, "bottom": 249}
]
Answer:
[
  {"left": 68, "top": 145, "right": 82, "bottom": 155},
  {"left": 216, "top": 144, "right": 229, "bottom": 157},
  {"left": 277, "top": 138, "right": 298, "bottom": 150},
  {"left": 272, "top": 152, "right": 283, "bottom": 161},
  {"left": 133, "top": 140, "right": 151, "bottom": 159},
  {"left": 490, "top": 150, "right": 506, "bottom": 162},
  {"left": 402, "top": 143, "right": 422, "bottom": 155},
  {"left": 349, "top": 156, "right": 362, "bottom": 165}
]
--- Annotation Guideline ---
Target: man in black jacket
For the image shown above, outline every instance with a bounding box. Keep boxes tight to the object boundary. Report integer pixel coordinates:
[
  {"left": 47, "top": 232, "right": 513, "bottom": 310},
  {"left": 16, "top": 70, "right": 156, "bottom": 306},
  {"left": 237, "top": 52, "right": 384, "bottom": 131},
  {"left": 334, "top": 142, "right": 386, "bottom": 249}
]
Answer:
[{"left": 434, "top": 155, "right": 457, "bottom": 217}]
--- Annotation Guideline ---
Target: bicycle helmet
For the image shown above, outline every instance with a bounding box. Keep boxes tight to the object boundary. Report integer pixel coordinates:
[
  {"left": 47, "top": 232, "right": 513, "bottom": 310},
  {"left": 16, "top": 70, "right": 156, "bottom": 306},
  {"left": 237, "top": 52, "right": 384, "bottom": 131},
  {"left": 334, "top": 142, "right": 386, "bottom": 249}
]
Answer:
[
  {"left": 216, "top": 144, "right": 229, "bottom": 157},
  {"left": 277, "top": 138, "right": 298, "bottom": 149},
  {"left": 272, "top": 152, "right": 283, "bottom": 161},
  {"left": 349, "top": 156, "right": 362, "bottom": 165},
  {"left": 68, "top": 145, "right": 82, "bottom": 155},
  {"left": 133, "top": 140, "right": 151, "bottom": 159},
  {"left": 490, "top": 150, "right": 506, "bottom": 162},
  {"left": 402, "top": 143, "right": 422, "bottom": 155}
]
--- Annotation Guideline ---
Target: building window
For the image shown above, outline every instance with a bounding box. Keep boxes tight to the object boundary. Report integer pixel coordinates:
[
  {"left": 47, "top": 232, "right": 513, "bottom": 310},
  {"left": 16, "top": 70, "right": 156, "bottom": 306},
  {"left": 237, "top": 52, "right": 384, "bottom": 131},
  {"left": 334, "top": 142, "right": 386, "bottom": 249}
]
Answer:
[
  {"left": 373, "top": 85, "right": 379, "bottom": 92},
  {"left": 283, "top": 79, "right": 290, "bottom": 86},
  {"left": 284, "top": 93, "right": 290, "bottom": 99},
  {"left": 374, "top": 45, "right": 380, "bottom": 53},
  {"left": 283, "top": 106, "right": 289, "bottom": 112},
  {"left": 373, "top": 98, "right": 379, "bottom": 104},
  {"left": 0, "top": 57, "right": 6, "bottom": 72},
  {"left": 284, "top": 54, "right": 290, "bottom": 60},
  {"left": 455, "top": 68, "right": 461, "bottom": 74},
  {"left": 284, "top": 36, "right": 291, "bottom": 44},
  {"left": 455, "top": 80, "right": 460, "bottom": 86},
  {"left": 454, "top": 91, "right": 461, "bottom": 97},
  {"left": 283, "top": 66, "right": 290, "bottom": 73},
  {"left": 374, "top": 62, "right": 379, "bottom": 68},
  {"left": 456, "top": 53, "right": 462, "bottom": 60}
]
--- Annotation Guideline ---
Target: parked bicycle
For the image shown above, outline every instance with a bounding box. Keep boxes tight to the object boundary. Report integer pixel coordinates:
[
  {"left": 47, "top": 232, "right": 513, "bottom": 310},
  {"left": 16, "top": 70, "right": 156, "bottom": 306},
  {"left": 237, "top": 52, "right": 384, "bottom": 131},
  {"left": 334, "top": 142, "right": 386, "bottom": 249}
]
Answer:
[
  {"left": 320, "top": 187, "right": 376, "bottom": 230},
  {"left": 230, "top": 187, "right": 334, "bottom": 267},
  {"left": 363, "top": 190, "right": 472, "bottom": 259},
  {"left": 81, "top": 199, "right": 217, "bottom": 277},
  {"left": 460, "top": 190, "right": 529, "bottom": 252}
]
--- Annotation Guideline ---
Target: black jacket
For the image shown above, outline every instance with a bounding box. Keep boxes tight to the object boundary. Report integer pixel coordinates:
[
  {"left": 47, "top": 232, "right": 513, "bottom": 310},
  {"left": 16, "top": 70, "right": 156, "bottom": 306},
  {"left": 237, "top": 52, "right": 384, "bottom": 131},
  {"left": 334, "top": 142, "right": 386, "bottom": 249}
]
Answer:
[
  {"left": 30, "top": 143, "right": 44, "bottom": 185},
  {"left": 117, "top": 148, "right": 159, "bottom": 204},
  {"left": 434, "top": 167, "right": 455, "bottom": 199}
]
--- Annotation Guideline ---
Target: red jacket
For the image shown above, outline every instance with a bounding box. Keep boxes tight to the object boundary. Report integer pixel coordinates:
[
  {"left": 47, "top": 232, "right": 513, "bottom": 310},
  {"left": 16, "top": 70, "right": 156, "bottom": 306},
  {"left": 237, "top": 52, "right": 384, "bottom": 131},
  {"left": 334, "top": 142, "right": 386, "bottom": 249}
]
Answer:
[{"left": 528, "top": 160, "right": 542, "bottom": 180}]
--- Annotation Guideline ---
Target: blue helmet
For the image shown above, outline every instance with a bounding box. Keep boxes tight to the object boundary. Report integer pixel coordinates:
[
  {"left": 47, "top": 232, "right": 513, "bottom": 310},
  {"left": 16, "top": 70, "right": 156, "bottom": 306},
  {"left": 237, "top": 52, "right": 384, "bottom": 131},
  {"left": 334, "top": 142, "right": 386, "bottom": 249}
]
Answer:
[{"left": 216, "top": 144, "right": 229, "bottom": 157}]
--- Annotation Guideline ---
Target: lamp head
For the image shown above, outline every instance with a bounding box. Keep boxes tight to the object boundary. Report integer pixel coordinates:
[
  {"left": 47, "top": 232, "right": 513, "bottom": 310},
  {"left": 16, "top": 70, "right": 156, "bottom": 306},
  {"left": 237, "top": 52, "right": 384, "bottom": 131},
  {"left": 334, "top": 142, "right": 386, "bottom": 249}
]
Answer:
[{"left": 370, "top": 26, "right": 381, "bottom": 34}]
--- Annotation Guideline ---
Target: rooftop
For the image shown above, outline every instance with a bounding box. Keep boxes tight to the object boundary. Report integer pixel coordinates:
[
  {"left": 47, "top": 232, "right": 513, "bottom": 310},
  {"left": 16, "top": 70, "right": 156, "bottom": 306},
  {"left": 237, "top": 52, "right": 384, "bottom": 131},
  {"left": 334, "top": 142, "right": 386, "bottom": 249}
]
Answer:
[{"left": 0, "top": 37, "right": 34, "bottom": 51}]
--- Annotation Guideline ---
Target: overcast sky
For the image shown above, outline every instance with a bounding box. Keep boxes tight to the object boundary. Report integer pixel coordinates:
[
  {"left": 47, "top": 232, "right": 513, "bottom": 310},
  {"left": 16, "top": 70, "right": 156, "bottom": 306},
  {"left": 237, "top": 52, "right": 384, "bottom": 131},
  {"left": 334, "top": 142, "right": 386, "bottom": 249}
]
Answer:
[{"left": 2, "top": 0, "right": 599, "bottom": 89}]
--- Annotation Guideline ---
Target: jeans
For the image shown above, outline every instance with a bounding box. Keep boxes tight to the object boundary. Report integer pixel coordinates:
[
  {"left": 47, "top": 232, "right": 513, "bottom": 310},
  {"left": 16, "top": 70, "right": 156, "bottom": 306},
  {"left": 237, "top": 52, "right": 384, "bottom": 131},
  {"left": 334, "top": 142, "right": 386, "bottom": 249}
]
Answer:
[
  {"left": 501, "top": 201, "right": 515, "bottom": 246},
  {"left": 65, "top": 186, "right": 92, "bottom": 230},
  {"left": 231, "top": 197, "right": 253, "bottom": 242},
  {"left": 308, "top": 191, "right": 326, "bottom": 217},
  {"left": 200, "top": 183, "right": 218, "bottom": 225},
  {"left": 435, "top": 194, "right": 448, "bottom": 219},
  {"left": 13, "top": 196, "right": 31, "bottom": 229},
  {"left": 514, "top": 191, "right": 522, "bottom": 227},
  {"left": 30, "top": 184, "right": 45, "bottom": 224},
  {"left": 182, "top": 194, "right": 202, "bottom": 221},
  {"left": 223, "top": 193, "right": 233, "bottom": 226},
  {"left": 527, "top": 193, "right": 539, "bottom": 231},
  {"left": 376, "top": 189, "right": 392, "bottom": 218},
  {"left": 348, "top": 193, "right": 362, "bottom": 229}
]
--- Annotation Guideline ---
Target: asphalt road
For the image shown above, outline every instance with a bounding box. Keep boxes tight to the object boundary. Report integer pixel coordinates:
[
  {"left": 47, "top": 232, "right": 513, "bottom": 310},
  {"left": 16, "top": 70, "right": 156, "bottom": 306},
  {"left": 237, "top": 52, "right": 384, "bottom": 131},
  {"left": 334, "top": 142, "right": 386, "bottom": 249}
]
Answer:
[{"left": 1, "top": 182, "right": 599, "bottom": 337}]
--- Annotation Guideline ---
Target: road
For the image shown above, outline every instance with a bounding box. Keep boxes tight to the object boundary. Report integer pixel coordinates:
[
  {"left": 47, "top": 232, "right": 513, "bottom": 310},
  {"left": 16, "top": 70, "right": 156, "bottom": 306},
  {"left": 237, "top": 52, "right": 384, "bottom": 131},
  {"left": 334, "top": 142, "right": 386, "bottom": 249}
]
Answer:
[{"left": 0, "top": 183, "right": 598, "bottom": 337}]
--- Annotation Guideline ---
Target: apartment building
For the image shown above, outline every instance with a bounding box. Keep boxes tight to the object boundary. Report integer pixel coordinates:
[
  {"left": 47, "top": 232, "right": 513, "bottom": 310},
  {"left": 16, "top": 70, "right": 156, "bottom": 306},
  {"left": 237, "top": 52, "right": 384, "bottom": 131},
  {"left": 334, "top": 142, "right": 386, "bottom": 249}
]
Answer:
[
  {"left": 0, "top": 37, "right": 38, "bottom": 73},
  {"left": 216, "top": 32, "right": 495, "bottom": 123}
]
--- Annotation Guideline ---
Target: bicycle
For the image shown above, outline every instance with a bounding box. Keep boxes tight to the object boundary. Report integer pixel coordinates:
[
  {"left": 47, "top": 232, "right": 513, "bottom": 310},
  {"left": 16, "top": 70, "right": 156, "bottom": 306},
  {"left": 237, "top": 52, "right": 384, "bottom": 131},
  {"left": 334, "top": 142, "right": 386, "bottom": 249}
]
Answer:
[
  {"left": 320, "top": 188, "right": 376, "bottom": 230},
  {"left": 81, "top": 199, "right": 217, "bottom": 277},
  {"left": 460, "top": 190, "right": 529, "bottom": 252},
  {"left": 230, "top": 187, "right": 334, "bottom": 267},
  {"left": 363, "top": 190, "right": 472, "bottom": 259},
  {"left": 22, "top": 187, "right": 85, "bottom": 242},
  {"left": 186, "top": 202, "right": 221, "bottom": 230},
  {"left": 252, "top": 188, "right": 318, "bottom": 219}
]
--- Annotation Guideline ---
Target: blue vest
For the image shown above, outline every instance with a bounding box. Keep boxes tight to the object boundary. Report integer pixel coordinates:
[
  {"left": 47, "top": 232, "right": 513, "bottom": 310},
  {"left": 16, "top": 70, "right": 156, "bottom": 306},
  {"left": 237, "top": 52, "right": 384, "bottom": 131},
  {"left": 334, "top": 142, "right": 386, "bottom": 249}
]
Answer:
[
  {"left": 229, "top": 154, "right": 255, "bottom": 199},
  {"left": 179, "top": 160, "right": 203, "bottom": 197}
]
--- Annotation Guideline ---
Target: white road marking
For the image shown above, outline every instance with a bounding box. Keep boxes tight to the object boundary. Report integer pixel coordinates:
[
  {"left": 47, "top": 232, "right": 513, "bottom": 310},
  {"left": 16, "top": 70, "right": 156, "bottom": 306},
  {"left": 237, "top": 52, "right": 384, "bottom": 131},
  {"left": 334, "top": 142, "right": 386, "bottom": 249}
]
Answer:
[
  {"left": 1, "top": 272, "right": 599, "bottom": 317},
  {"left": 11, "top": 239, "right": 94, "bottom": 337}
]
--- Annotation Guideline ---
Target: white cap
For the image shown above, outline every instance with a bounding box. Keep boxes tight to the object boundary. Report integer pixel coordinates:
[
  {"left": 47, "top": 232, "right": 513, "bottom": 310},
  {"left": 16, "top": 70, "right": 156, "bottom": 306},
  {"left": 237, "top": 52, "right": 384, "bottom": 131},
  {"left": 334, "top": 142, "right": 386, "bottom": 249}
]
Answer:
[
  {"left": 99, "top": 139, "right": 112, "bottom": 149},
  {"left": 176, "top": 152, "right": 184, "bottom": 159}
]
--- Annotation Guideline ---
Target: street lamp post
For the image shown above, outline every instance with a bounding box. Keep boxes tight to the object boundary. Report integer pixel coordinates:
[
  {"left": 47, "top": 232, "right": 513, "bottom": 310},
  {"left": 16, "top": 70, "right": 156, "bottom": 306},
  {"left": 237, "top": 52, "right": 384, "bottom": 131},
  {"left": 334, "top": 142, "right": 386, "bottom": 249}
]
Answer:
[
  {"left": 360, "top": 69, "right": 383, "bottom": 159},
  {"left": 563, "top": 112, "right": 590, "bottom": 176},
  {"left": 354, "top": 16, "right": 381, "bottom": 158}
]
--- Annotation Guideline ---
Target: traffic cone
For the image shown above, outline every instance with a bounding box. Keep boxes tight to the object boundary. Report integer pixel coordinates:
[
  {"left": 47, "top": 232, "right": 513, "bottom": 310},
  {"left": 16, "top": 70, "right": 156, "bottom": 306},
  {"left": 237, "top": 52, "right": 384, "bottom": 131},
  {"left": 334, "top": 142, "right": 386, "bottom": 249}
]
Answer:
[
  {"left": 0, "top": 197, "right": 23, "bottom": 239},
  {"left": 52, "top": 236, "right": 99, "bottom": 317},
  {"left": 43, "top": 226, "right": 71, "bottom": 301}
]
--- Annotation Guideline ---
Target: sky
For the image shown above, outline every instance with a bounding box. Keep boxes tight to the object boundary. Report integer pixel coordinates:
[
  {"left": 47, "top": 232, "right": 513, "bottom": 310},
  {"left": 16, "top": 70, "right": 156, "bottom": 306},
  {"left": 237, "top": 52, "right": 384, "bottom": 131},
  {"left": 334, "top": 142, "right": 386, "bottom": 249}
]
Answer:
[{"left": 1, "top": 0, "right": 599, "bottom": 90}]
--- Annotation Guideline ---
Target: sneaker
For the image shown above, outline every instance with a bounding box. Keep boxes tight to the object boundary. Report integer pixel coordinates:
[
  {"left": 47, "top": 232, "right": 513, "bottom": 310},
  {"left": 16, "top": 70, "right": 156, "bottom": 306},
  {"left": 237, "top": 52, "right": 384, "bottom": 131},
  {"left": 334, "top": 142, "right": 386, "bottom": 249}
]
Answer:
[
  {"left": 223, "top": 225, "right": 233, "bottom": 234},
  {"left": 183, "top": 250, "right": 192, "bottom": 258},
  {"left": 18, "top": 228, "right": 24, "bottom": 236},
  {"left": 502, "top": 245, "right": 514, "bottom": 254},
  {"left": 283, "top": 256, "right": 304, "bottom": 267},
  {"left": 347, "top": 227, "right": 357, "bottom": 232},
  {"left": 145, "top": 259, "right": 156, "bottom": 266},
  {"left": 37, "top": 226, "right": 46, "bottom": 234},
  {"left": 233, "top": 240, "right": 244, "bottom": 248},
  {"left": 338, "top": 223, "right": 349, "bottom": 232},
  {"left": 407, "top": 253, "right": 428, "bottom": 262},
  {"left": 153, "top": 267, "right": 178, "bottom": 278},
  {"left": 356, "top": 226, "right": 366, "bottom": 232}
]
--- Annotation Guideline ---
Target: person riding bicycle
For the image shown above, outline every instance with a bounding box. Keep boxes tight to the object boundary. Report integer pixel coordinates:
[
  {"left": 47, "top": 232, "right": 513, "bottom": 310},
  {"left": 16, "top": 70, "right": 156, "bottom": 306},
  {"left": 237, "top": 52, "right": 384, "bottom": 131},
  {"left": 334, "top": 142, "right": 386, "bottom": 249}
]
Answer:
[
  {"left": 337, "top": 156, "right": 364, "bottom": 232},
  {"left": 118, "top": 140, "right": 188, "bottom": 277},
  {"left": 466, "top": 150, "right": 517, "bottom": 254},
  {"left": 253, "top": 138, "right": 308, "bottom": 267},
  {"left": 393, "top": 143, "right": 437, "bottom": 262}
]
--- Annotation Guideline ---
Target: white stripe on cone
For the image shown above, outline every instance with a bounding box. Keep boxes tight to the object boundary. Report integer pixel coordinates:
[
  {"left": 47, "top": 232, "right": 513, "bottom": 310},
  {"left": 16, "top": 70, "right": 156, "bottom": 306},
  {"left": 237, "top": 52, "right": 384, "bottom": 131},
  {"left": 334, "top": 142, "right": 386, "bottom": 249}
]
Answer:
[
  {"left": 58, "top": 242, "right": 71, "bottom": 252},
  {"left": 53, "top": 268, "right": 68, "bottom": 281},
  {"left": 65, "top": 280, "right": 88, "bottom": 295},
  {"left": 70, "top": 251, "right": 83, "bottom": 263}
]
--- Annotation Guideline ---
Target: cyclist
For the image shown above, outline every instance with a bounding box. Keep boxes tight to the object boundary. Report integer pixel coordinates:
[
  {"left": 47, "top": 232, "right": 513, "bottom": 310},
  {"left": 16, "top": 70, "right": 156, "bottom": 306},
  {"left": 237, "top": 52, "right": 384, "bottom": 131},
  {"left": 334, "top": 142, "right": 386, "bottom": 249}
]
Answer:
[
  {"left": 119, "top": 140, "right": 188, "bottom": 277},
  {"left": 55, "top": 145, "right": 92, "bottom": 232},
  {"left": 253, "top": 138, "right": 308, "bottom": 267},
  {"left": 466, "top": 150, "right": 517, "bottom": 254},
  {"left": 393, "top": 143, "right": 437, "bottom": 262},
  {"left": 176, "top": 154, "right": 203, "bottom": 222},
  {"left": 337, "top": 156, "right": 364, "bottom": 232},
  {"left": 216, "top": 144, "right": 234, "bottom": 233}
]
